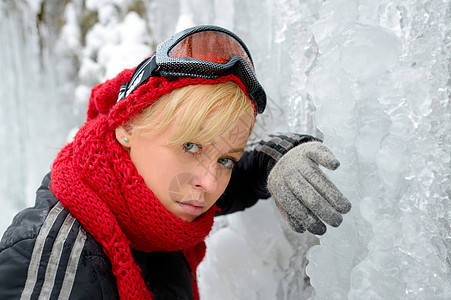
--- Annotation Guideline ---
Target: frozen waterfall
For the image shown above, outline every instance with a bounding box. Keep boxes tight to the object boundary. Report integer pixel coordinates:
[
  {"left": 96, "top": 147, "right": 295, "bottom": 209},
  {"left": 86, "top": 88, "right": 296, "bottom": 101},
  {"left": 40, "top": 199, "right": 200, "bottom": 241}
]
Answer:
[{"left": 1, "top": 0, "right": 449, "bottom": 299}]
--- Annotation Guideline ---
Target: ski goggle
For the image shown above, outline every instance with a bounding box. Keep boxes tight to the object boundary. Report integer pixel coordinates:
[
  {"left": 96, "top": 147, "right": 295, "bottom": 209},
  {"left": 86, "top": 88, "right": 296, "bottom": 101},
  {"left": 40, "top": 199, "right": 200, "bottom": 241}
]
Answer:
[{"left": 118, "top": 25, "right": 266, "bottom": 113}]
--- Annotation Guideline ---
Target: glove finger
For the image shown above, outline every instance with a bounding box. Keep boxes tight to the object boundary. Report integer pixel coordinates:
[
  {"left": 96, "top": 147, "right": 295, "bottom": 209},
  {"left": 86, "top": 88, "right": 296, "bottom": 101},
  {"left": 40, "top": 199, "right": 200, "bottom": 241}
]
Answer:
[
  {"left": 298, "top": 163, "right": 351, "bottom": 214},
  {"left": 287, "top": 173, "right": 344, "bottom": 228},
  {"left": 274, "top": 201, "right": 306, "bottom": 233},
  {"left": 305, "top": 142, "right": 340, "bottom": 170},
  {"left": 272, "top": 182, "right": 327, "bottom": 235}
]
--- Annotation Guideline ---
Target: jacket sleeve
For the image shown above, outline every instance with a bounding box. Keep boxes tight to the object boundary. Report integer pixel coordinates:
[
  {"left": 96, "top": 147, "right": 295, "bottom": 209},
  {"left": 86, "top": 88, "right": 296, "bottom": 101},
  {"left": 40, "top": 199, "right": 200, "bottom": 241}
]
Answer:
[
  {"left": 0, "top": 174, "right": 119, "bottom": 300},
  {"left": 0, "top": 238, "right": 36, "bottom": 299},
  {"left": 0, "top": 176, "right": 56, "bottom": 299},
  {"left": 215, "top": 133, "right": 321, "bottom": 215}
]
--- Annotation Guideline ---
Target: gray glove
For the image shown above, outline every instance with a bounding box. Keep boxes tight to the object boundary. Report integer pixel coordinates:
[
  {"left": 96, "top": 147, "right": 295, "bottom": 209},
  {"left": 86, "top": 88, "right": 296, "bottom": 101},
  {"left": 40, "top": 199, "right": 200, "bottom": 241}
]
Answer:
[{"left": 267, "top": 141, "right": 351, "bottom": 235}]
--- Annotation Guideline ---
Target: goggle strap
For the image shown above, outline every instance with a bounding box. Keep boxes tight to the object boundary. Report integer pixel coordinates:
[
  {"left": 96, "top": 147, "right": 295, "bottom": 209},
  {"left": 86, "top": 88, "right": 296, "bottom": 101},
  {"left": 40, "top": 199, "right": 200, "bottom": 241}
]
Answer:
[{"left": 117, "top": 55, "right": 158, "bottom": 102}]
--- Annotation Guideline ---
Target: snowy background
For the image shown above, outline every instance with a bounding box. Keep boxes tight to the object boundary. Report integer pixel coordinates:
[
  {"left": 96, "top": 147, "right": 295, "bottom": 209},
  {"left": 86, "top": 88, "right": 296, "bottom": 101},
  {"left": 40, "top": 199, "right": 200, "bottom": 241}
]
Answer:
[{"left": 1, "top": 0, "right": 450, "bottom": 299}]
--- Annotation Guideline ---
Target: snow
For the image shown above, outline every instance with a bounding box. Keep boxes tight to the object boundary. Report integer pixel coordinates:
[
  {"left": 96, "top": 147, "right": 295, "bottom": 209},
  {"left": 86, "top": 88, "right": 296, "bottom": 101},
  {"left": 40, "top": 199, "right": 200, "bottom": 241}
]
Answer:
[
  {"left": 1, "top": 0, "right": 450, "bottom": 299},
  {"left": 83, "top": 11, "right": 151, "bottom": 80}
]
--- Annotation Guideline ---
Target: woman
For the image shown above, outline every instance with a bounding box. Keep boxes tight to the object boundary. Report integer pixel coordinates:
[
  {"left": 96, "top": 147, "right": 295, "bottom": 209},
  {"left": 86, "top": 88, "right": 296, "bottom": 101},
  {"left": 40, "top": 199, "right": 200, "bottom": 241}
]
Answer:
[{"left": 0, "top": 26, "right": 350, "bottom": 299}]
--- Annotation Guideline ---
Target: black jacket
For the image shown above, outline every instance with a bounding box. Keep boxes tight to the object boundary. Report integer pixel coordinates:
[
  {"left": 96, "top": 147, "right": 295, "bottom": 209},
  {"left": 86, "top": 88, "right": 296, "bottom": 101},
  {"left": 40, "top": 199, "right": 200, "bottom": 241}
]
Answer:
[{"left": 0, "top": 134, "right": 316, "bottom": 299}]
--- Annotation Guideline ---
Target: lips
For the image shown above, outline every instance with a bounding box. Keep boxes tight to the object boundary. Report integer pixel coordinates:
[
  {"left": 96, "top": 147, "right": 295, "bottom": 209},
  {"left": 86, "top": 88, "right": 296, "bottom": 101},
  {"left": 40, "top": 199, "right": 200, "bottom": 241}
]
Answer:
[{"left": 176, "top": 200, "right": 206, "bottom": 217}]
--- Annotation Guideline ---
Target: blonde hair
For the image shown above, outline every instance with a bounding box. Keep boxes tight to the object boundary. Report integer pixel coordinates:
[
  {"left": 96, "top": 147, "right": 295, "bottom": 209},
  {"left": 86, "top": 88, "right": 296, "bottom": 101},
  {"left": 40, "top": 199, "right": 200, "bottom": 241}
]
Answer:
[{"left": 128, "top": 81, "right": 255, "bottom": 145}]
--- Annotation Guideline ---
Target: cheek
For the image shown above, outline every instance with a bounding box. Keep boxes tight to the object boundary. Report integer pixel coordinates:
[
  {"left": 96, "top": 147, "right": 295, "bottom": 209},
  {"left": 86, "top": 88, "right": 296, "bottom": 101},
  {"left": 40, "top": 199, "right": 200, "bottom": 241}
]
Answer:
[
  {"left": 142, "top": 157, "right": 183, "bottom": 192},
  {"left": 130, "top": 145, "right": 174, "bottom": 190},
  {"left": 207, "top": 172, "right": 232, "bottom": 204},
  {"left": 218, "top": 172, "right": 232, "bottom": 191}
]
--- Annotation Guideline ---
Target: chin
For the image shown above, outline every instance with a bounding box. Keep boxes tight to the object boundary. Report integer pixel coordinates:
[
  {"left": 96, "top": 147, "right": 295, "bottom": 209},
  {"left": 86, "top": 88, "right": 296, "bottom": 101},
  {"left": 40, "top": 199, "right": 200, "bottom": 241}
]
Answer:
[
  {"left": 176, "top": 213, "right": 196, "bottom": 223},
  {"left": 182, "top": 216, "right": 195, "bottom": 223}
]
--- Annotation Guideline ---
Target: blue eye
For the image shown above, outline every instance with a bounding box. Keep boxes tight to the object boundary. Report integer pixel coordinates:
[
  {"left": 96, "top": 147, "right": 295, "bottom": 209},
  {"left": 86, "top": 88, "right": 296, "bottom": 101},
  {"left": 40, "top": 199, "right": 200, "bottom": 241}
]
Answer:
[
  {"left": 183, "top": 142, "right": 201, "bottom": 154},
  {"left": 218, "top": 157, "right": 235, "bottom": 168}
]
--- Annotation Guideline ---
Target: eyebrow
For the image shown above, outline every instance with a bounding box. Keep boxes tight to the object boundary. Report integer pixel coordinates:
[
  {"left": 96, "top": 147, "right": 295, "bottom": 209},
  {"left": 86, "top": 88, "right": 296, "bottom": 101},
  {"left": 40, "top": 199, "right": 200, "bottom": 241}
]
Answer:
[{"left": 227, "top": 148, "right": 245, "bottom": 155}]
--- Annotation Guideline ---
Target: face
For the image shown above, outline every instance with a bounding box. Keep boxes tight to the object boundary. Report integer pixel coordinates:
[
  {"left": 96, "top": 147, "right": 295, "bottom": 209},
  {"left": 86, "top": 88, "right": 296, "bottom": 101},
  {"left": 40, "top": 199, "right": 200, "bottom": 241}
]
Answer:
[{"left": 116, "top": 109, "right": 253, "bottom": 222}]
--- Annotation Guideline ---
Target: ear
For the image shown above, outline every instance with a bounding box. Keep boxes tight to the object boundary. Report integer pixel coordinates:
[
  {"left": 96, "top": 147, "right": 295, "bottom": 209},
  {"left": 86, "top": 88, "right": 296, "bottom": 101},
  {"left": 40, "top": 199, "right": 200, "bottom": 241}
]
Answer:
[{"left": 115, "top": 125, "right": 132, "bottom": 148}]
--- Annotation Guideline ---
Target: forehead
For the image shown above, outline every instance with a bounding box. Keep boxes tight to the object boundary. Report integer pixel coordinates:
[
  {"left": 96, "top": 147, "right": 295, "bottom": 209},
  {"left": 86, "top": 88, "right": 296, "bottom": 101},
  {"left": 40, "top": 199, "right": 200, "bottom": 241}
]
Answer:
[{"left": 207, "top": 112, "right": 253, "bottom": 149}]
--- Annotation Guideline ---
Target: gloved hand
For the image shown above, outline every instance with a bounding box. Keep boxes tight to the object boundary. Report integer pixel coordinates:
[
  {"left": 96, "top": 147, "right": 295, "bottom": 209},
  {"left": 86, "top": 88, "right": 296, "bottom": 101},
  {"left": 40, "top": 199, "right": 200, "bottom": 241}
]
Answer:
[{"left": 267, "top": 141, "right": 351, "bottom": 235}]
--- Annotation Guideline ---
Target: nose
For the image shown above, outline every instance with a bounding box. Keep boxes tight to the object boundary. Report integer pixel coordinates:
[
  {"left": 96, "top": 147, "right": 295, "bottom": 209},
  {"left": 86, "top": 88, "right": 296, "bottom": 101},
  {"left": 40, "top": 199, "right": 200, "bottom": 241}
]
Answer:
[{"left": 191, "top": 162, "right": 218, "bottom": 194}]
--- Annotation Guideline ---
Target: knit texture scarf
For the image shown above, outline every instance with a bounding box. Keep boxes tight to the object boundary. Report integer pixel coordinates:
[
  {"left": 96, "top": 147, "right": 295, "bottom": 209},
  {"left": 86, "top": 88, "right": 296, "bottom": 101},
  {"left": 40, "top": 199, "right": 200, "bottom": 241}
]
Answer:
[{"left": 50, "top": 69, "right": 250, "bottom": 299}]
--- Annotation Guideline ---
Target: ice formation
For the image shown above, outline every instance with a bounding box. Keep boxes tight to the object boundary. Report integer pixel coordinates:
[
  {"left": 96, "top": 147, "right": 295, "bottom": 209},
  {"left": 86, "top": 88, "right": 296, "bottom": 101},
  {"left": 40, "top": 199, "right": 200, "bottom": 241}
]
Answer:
[
  {"left": 306, "top": 1, "right": 450, "bottom": 298},
  {"left": 1, "top": 0, "right": 449, "bottom": 299}
]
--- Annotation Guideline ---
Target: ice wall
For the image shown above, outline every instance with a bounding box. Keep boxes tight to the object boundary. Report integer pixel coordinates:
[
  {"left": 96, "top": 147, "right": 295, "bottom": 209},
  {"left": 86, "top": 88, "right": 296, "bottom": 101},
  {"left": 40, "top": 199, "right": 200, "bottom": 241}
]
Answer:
[
  {"left": 1, "top": 0, "right": 449, "bottom": 299},
  {"left": 0, "top": 0, "right": 78, "bottom": 232},
  {"left": 306, "top": 1, "right": 450, "bottom": 299}
]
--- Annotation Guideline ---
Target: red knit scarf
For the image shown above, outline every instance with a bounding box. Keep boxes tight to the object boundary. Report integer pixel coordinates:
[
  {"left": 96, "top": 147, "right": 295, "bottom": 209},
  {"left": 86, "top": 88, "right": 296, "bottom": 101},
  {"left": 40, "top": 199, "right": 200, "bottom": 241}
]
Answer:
[
  {"left": 50, "top": 115, "right": 217, "bottom": 299},
  {"left": 50, "top": 67, "right": 252, "bottom": 299}
]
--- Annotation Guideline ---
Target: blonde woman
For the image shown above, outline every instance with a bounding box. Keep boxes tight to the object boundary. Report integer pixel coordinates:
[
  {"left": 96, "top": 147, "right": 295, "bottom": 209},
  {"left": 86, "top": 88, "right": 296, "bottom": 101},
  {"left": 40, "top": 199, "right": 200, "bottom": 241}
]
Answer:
[{"left": 0, "top": 26, "right": 350, "bottom": 299}]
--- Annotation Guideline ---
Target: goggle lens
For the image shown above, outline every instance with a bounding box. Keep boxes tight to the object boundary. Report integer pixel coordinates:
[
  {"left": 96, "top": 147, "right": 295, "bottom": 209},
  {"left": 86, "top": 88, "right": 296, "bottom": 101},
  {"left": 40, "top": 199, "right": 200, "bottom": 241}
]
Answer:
[{"left": 168, "top": 31, "right": 255, "bottom": 74}]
